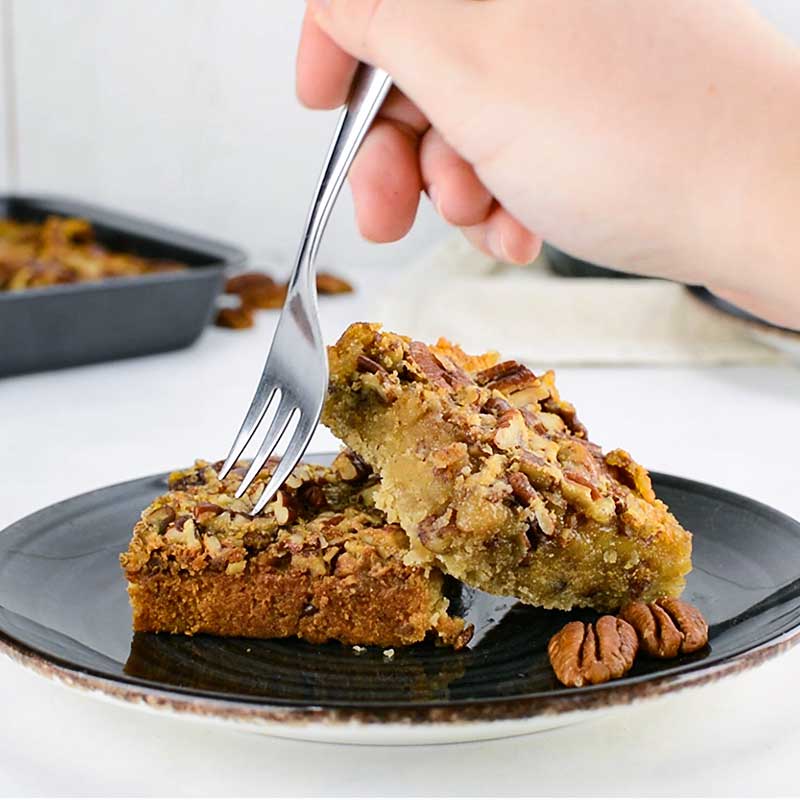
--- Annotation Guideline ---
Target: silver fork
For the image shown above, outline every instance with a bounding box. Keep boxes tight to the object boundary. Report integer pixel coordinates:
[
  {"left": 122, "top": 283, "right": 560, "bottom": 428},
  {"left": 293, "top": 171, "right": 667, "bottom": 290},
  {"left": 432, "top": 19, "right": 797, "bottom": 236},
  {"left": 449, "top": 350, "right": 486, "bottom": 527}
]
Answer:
[{"left": 218, "top": 64, "right": 393, "bottom": 516}]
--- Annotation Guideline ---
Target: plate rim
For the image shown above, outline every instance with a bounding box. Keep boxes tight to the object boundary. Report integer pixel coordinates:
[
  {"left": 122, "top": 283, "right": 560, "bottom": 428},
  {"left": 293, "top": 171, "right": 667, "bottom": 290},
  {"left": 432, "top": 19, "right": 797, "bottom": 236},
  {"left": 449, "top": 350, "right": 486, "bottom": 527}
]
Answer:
[{"left": 2, "top": 465, "right": 800, "bottom": 727}]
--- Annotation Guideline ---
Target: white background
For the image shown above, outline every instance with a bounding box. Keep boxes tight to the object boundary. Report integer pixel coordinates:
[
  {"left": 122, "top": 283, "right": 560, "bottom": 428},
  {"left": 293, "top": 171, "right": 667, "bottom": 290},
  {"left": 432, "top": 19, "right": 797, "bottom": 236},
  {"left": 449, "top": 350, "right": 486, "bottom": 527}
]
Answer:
[
  {"left": 0, "top": 0, "right": 447, "bottom": 272},
  {"left": 1, "top": 0, "right": 799, "bottom": 270},
  {"left": 2, "top": 1, "right": 800, "bottom": 796}
]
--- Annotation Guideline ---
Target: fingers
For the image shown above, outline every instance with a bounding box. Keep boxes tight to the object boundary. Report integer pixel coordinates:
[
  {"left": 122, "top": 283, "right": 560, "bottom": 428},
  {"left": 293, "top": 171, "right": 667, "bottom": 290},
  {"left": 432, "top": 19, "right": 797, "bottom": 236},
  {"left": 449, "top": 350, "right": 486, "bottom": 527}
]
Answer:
[
  {"left": 345, "top": 88, "right": 429, "bottom": 242},
  {"left": 307, "top": 0, "right": 480, "bottom": 122},
  {"left": 296, "top": 7, "right": 357, "bottom": 109},
  {"left": 420, "top": 129, "right": 492, "bottom": 227},
  {"left": 348, "top": 119, "right": 422, "bottom": 242},
  {"left": 461, "top": 205, "right": 542, "bottom": 265}
]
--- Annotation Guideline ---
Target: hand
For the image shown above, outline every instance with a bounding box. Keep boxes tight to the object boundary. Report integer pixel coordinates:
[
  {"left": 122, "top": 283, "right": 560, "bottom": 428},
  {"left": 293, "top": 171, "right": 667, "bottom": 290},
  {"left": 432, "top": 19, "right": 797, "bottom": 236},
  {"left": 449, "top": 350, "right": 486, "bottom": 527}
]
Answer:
[{"left": 297, "top": 0, "right": 800, "bottom": 327}]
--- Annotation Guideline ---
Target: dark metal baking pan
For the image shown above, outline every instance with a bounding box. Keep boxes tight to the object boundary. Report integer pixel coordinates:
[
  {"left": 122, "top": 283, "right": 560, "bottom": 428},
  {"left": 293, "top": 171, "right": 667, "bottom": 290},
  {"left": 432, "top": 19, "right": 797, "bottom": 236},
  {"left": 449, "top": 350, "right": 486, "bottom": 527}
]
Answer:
[
  {"left": 0, "top": 195, "right": 246, "bottom": 377},
  {"left": 543, "top": 242, "right": 644, "bottom": 279}
]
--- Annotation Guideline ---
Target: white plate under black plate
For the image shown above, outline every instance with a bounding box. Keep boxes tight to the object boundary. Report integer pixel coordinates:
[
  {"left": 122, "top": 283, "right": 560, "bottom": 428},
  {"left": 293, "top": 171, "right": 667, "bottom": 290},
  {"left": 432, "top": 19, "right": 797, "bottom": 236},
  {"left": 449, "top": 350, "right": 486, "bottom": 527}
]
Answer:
[{"left": 1, "top": 454, "right": 800, "bottom": 744}]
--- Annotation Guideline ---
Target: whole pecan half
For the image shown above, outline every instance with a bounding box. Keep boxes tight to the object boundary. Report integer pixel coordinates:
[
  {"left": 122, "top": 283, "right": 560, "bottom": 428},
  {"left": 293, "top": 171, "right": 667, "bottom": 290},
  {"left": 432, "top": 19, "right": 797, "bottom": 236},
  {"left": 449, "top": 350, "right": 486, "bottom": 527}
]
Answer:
[
  {"left": 215, "top": 303, "right": 254, "bottom": 329},
  {"left": 619, "top": 598, "right": 708, "bottom": 658},
  {"left": 316, "top": 272, "right": 353, "bottom": 295},
  {"left": 548, "top": 616, "right": 638, "bottom": 688},
  {"left": 225, "top": 271, "right": 287, "bottom": 309}
]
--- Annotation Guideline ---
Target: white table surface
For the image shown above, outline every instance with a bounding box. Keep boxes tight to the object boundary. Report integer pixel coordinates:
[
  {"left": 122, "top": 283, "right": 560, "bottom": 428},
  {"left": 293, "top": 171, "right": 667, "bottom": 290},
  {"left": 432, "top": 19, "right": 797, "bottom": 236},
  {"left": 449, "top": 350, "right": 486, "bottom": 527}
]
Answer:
[{"left": 1, "top": 265, "right": 800, "bottom": 797}]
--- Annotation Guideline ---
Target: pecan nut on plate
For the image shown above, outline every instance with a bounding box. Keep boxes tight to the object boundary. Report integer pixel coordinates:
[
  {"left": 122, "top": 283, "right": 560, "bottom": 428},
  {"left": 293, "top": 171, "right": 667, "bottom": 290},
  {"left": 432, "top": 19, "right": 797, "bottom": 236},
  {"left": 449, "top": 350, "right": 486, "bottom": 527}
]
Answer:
[
  {"left": 548, "top": 615, "right": 638, "bottom": 688},
  {"left": 619, "top": 598, "right": 709, "bottom": 658}
]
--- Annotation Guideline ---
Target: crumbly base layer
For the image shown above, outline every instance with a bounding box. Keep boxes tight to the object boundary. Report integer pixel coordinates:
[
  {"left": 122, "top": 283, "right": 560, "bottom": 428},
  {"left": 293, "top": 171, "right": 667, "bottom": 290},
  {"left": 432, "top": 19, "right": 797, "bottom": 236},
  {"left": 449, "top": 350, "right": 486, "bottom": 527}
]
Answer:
[{"left": 128, "top": 559, "right": 463, "bottom": 647}]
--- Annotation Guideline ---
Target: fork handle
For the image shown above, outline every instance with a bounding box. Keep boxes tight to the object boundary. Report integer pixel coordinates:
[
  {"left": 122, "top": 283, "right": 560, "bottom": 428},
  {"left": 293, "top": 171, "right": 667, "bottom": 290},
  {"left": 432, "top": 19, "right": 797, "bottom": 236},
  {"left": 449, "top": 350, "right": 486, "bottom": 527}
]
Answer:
[{"left": 287, "top": 64, "right": 393, "bottom": 294}]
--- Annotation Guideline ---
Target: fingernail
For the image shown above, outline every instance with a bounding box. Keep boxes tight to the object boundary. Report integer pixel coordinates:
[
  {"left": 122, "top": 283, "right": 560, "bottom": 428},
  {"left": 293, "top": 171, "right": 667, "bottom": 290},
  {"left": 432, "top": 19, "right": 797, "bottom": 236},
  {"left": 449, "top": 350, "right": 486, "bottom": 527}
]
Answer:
[{"left": 486, "top": 229, "right": 505, "bottom": 262}]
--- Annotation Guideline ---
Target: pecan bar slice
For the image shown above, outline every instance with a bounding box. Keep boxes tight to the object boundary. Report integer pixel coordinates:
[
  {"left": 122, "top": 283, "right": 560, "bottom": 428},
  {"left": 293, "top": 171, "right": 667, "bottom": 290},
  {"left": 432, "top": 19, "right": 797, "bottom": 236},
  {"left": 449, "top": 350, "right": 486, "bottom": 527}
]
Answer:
[
  {"left": 120, "top": 458, "right": 471, "bottom": 649},
  {"left": 322, "top": 323, "right": 692, "bottom": 612}
]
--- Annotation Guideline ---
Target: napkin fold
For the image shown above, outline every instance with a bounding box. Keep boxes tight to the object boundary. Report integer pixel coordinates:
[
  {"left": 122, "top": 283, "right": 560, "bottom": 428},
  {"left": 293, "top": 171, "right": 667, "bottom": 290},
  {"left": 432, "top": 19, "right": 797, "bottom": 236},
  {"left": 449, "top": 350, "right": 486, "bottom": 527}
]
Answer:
[{"left": 375, "top": 236, "right": 781, "bottom": 366}]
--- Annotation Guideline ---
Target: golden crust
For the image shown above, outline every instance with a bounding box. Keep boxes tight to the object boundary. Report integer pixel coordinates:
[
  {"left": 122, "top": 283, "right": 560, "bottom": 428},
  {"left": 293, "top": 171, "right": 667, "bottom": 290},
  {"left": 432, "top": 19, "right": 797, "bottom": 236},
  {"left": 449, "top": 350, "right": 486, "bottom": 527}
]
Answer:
[{"left": 322, "top": 322, "right": 693, "bottom": 612}]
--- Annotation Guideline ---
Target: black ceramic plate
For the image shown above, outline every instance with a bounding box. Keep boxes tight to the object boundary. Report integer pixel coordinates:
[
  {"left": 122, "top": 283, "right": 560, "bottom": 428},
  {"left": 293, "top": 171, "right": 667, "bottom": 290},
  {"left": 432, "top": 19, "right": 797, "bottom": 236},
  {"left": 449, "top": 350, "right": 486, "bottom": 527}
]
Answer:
[{"left": 1, "top": 455, "right": 800, "bottom": 743}]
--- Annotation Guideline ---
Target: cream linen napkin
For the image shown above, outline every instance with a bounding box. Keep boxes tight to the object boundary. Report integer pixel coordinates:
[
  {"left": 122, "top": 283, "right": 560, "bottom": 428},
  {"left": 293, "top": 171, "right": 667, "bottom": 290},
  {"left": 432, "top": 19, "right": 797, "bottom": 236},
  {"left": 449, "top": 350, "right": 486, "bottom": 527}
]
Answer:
[{"left": 375, "top": 235, "right": 782, "bottom": 366}]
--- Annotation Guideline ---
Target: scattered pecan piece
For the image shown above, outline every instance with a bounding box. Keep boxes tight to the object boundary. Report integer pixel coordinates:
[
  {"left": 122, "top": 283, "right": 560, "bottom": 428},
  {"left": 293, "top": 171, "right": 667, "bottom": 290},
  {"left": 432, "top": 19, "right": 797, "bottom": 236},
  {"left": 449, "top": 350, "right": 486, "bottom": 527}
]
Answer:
[
  {"left": 316, "top": 272, "right": 353, "bottom": 294},
  {"left": 605, "top": 449, "right": 656, "bottom": 504},
  {"left": 144, "top": 505, "right": 176, "bottom": 535},
  {"left": 271, "top": 490, "right": 297, "bottom": 526},
  {"left": 518, "top": 451, "right": 560, "bottom": 490},
  {"left": 483, "top": 396, "right": 512, "bottom": 416},
  {"left": 619, "top": 598, "right": 708, "bottom": 658},
  {"left": 474, "top": 360, "right": 526, "bottom": 386},
  {"left": 332, "top": 450, "right": 371, "bottom": 482},
  {"left": 548, "top": 616, "right": 638, "bottom": 688},
  {"left": 193, "top": 502, "right": 224, "bottom": 518},
  {"left": 492, "top": 409, "right": 527, "bottom": 451},
  {"left": 564, "top": 470, "right": 601, "bottom": 500},
  {"left": 225, "top": 271, "right": 276, "bottom": 295},
  {"left": 409, "top": 341, "right": 448, "bottom": 386},
  {"left": 542, "top": 396, "right": 588, "bottom": 437},
  {"left": 508, "top": 471, "right": 538, "bottom": 506},
  {"left": 418, "top": 510, "right": 458, "bottom": 554},
  {"left": 299, "top": 483, "right": 327, "bottom": 510},
  {"left": 356, "top": 354, "right": 385, "bottom": 374},
  {"left": 215, "top": 303, "right": 254, "bottom": 329}
]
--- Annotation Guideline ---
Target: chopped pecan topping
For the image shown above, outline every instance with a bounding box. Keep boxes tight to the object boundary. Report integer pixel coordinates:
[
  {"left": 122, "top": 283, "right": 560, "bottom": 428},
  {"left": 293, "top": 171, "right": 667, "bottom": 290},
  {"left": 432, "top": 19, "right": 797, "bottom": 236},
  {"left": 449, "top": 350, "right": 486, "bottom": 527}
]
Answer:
[
  {"left": 356, "top": 354, "right": 385, "bottom": 374},
  {"left": 418, "top": 510, "right": 457, "bottom": 554},
  {"left": 332, "top": 450, "right": 371, "bottom": 482},
  {"left": 605, "top": 449, "right": 656, "bottom": 504},
  {"left": 316, "top": 272, "right": 353, "bottom": 295},
  {"left": 548, "top": 616, "right": 638, "bottom": 688},
  {"left": 508, "top": 471, "right": 538, "bottom": 506},
  {"left": 271, "top": 490, "right": 296, "bottom": 526},
  {"left": 564, "top": 470, "right": 601, "bottom": 500},
  {"left": 409, "top": 341, "right": 449, "bottom": 387},
  {"left": 299, "top": 483, "right": 327, "bottom": 510},
  {"left": 215, "top": 303, "right": 255, "bottom": 329},
  {"left": 619, "top": 598, "right": 708, "bottom": 658},
  {"left": 542, "top": 397, "right": 588, "bottom": 437},
  {"left": 174, "top": 514, "right": 192, "bottom": 531},
  {"left": 193, "top": 502, "right": 224, "bottom": 519},
  {"left": 144, "top": 505, "right": 176, "bottom": 535},
  {"left": 475, "top": 360, "right": 528, "bottom": 386},
  {"left": 168, "top": 469, "right": 207, "bottom": 490},
  {"left": 493, "top": 409, "right": 527, "bottom": 450},
  {"left": 518, "top": 451, "right": 560, "bottom": 489},
  {"left": 534, "top": 503, "right": 555, "bottom": 537},
  {"left": 409, "top": 341, "right": 470, "bottom": 389},
  {"left": 483, "top": 396, "right": 513, "bottom": 416},
  {"left": 359, "top": 371, "right": 395, "bottom": 403},
  {"left": 519, "top": 408, "right": 547, "bottom": 434}
]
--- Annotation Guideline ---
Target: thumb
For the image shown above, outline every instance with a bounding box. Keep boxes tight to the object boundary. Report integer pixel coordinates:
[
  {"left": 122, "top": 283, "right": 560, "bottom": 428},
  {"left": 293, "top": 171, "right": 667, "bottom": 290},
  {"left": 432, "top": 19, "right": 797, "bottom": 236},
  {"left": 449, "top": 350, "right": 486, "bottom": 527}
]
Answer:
[{"left": 307, "top": 0, "right": 486, "bottom": 126}]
